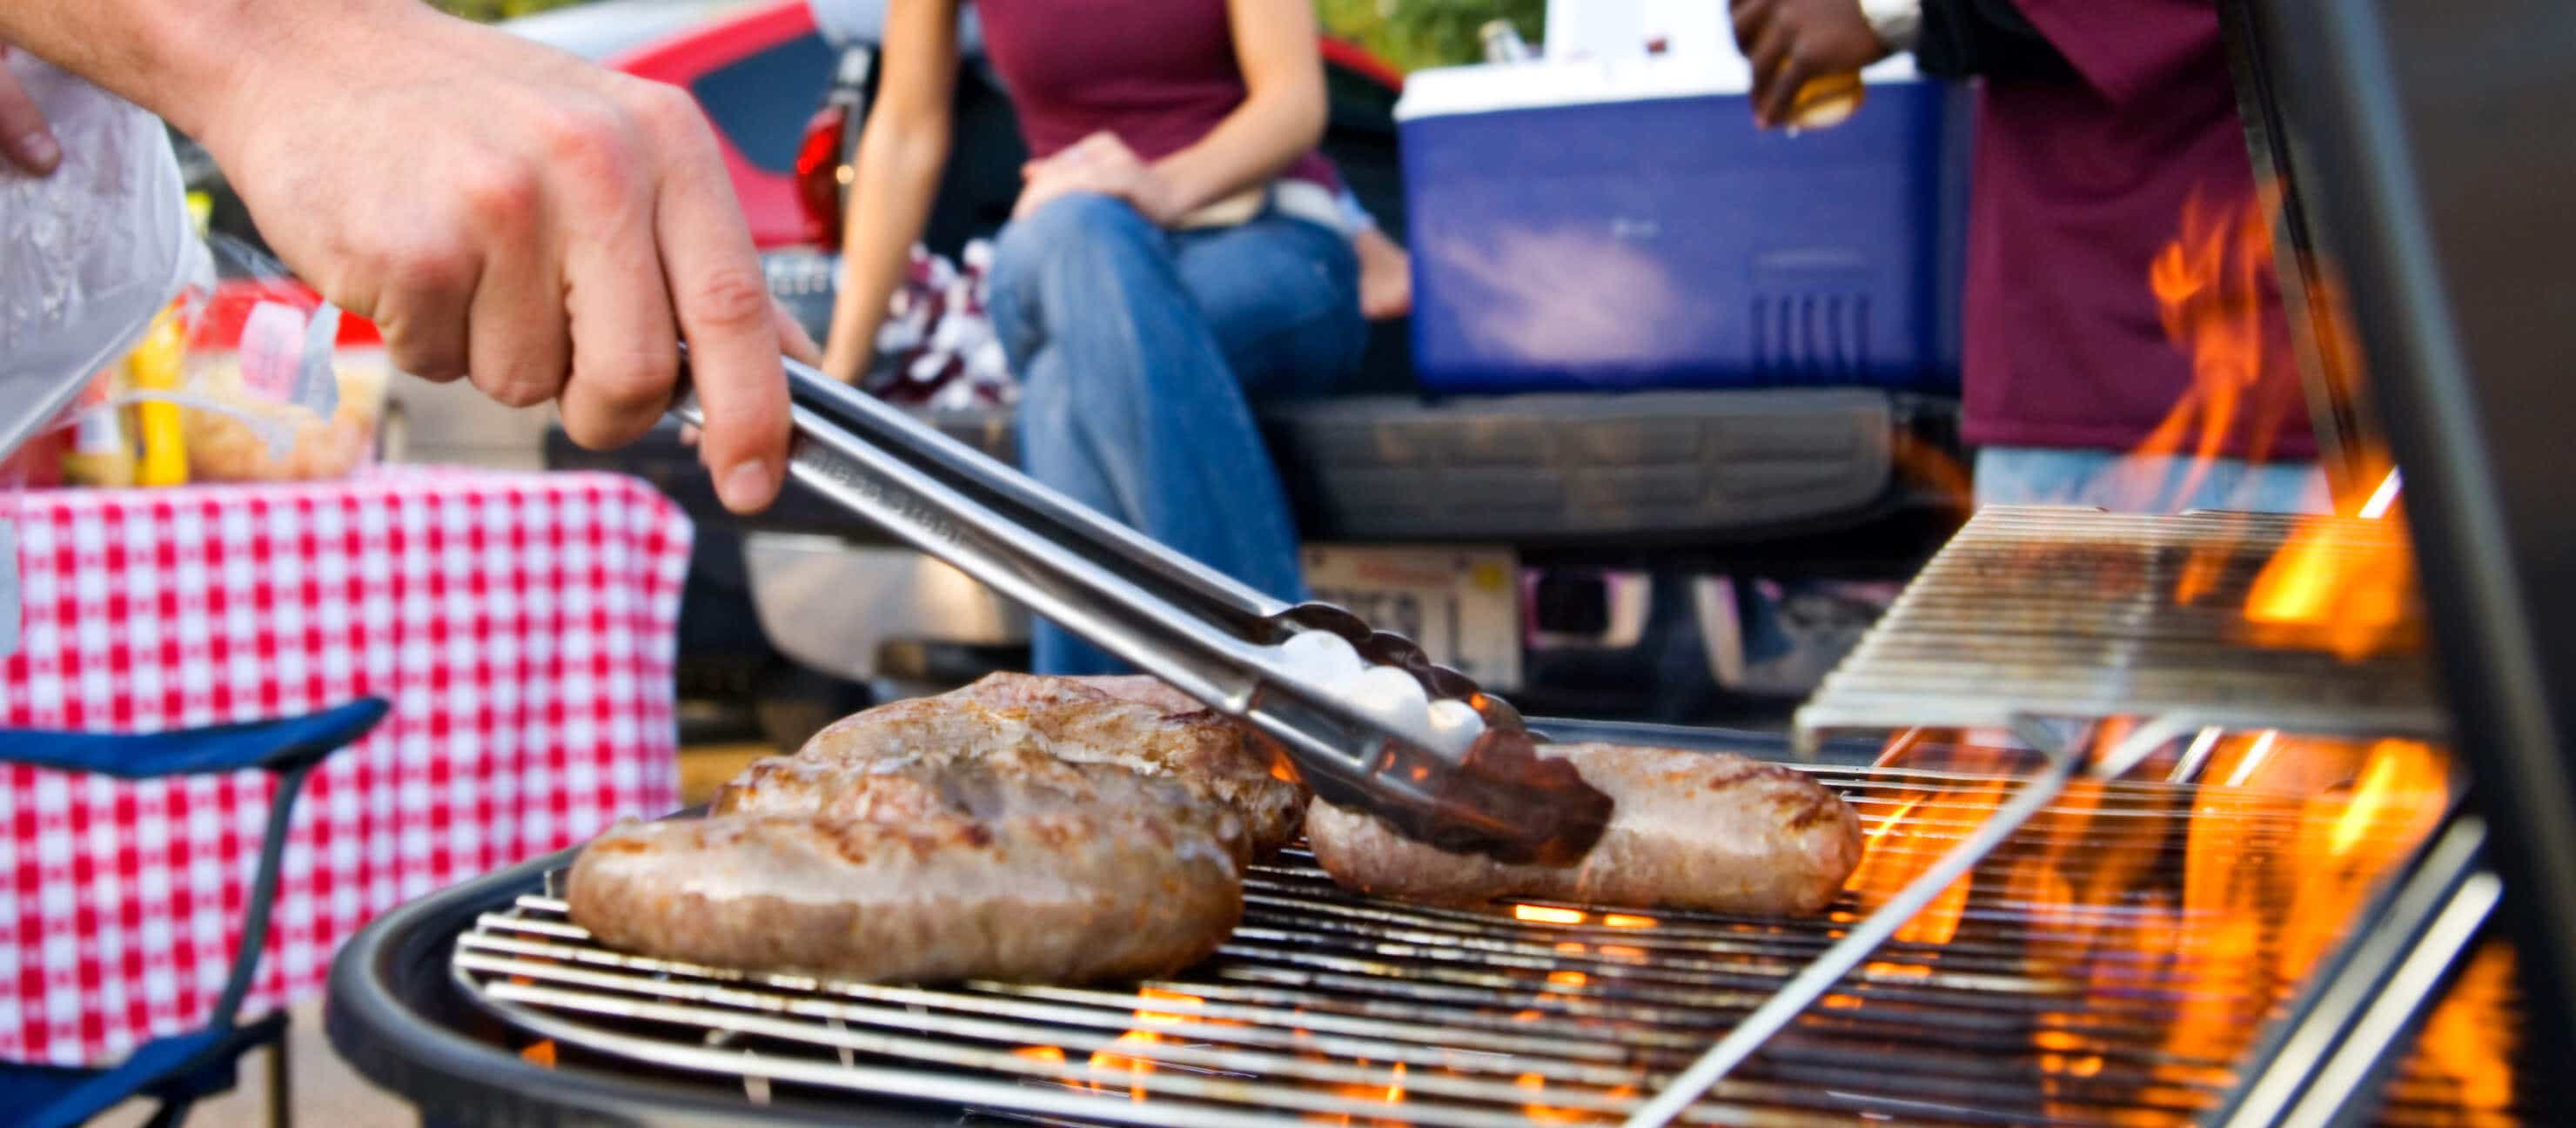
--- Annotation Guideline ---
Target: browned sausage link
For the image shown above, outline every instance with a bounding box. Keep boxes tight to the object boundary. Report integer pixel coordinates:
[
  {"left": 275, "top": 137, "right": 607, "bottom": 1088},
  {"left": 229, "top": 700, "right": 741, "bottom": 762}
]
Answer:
[
  {"left": 787, "top": 673, "right": 1305, "bottom": 856},
  {"left": 1305, "top": 743, "right": 1864, "bottom": 916},
  {"left": 569, "top": 788, "right": 1244, "bottom": 984}
]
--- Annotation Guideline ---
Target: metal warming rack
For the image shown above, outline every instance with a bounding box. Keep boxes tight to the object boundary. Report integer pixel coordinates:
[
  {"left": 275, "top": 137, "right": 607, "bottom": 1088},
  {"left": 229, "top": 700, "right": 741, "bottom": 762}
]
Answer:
[{"left": 1794, "top": 506, "right": 2445, "bottom": 752}]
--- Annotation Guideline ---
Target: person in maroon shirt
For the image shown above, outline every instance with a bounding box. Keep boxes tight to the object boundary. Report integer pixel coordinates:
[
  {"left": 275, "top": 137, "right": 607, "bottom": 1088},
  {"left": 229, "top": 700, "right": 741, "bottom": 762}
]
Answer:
[
  {"left": 818, "top": 0, "right": 1365, "bottom": 675},
  {"left": 1731, "top": 0, "right": 2327, "bottom": 514}
]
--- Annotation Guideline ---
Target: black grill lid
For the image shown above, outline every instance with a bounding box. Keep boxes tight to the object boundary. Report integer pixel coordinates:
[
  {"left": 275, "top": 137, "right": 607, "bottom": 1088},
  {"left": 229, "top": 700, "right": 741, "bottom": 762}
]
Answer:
[{"left": 2225, "top": 0, "right": 2576, "bottom": 1064}]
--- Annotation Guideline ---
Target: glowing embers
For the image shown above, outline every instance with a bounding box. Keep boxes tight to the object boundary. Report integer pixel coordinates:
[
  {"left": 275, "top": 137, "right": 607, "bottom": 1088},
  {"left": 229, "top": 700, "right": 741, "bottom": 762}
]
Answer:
[{"left": 1858, "top": 730, "right": 2474, "bottom": 1125}]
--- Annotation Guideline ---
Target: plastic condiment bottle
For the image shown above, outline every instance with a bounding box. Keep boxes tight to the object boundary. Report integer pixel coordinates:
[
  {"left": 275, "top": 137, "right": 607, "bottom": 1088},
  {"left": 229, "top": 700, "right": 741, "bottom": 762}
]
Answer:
[
  {"left": 1788, "top": 73, "right": 1864, "bottom": 131},
  {"left": 57, "top": 373, "right": 136, "bottom": 487},
  {"left": 126, "top": 304, "right": 190, "bottom": 487}
]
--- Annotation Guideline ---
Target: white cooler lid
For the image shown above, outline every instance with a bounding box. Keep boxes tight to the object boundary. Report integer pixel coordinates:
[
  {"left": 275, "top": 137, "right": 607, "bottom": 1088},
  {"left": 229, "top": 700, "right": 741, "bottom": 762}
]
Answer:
[{"left": 1396, "top": 51, "right": 1922, "bottom": 122}]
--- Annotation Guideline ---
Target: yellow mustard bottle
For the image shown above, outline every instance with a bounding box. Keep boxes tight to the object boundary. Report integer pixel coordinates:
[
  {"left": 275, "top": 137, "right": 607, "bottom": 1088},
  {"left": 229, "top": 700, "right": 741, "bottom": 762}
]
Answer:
[
  {"left": 126, "top": 305, "right": 190, "bottom": 487},
  {"left": 1788, "top": 73, "right": 1864, "bottom": 131}
]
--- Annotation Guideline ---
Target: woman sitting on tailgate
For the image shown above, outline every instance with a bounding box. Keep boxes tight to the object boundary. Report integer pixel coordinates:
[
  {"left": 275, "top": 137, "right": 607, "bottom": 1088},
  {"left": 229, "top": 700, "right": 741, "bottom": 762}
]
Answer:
[{"left": 815, "top": 0, "right": 1365, "bottom": 675}]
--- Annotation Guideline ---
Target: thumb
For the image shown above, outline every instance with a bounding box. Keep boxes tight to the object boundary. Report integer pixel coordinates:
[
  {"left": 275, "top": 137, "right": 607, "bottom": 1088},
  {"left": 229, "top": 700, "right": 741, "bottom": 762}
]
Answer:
[{"left": 0, "top": 48, "right": 64, "bottom": 176}]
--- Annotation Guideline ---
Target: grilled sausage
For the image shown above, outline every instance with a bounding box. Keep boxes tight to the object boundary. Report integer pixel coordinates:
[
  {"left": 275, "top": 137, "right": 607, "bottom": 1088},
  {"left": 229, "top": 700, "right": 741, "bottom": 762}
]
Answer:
[
  {"left": 1305, "top": 743, "right": 1863, "bottom": 916},
  {"left": 775, "top": 674, "right": 1305, "bottom": 856},
  {"left": 570, "top": 760, "right": 1244, "bottom": 984},
  {"left": 1020, "top": 673, "right": 1206, "bottom": 716}
]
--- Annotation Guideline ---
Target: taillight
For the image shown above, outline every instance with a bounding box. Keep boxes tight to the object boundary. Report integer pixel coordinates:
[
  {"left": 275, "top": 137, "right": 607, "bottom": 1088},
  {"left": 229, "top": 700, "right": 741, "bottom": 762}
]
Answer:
[{"left": 794, "top": 104, "right": 849, "bottom": 247}]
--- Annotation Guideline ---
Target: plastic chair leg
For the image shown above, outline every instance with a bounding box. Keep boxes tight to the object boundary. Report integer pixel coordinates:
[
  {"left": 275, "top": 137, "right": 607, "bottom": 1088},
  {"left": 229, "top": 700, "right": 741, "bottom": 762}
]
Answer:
[{"left": 267, "top": 1027, "right": 292, "bottom": 1128}]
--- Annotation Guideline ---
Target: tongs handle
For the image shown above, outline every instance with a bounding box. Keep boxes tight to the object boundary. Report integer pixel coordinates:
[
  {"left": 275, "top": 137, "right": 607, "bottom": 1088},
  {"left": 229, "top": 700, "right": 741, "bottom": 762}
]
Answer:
[{"left": 668, "top": 352, "right": 1609, "bottom": 863}]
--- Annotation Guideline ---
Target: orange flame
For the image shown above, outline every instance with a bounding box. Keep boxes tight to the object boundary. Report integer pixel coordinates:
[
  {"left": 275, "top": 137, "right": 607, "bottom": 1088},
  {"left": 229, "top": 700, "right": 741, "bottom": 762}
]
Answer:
[
  {"left": 2244, "top": 514, "right": 2421, "bottom": 661},
  {"left": 1077, "top": 989, "right": 1210, "bottom": 1101},
  {"left": 1515, "top": 1071, "right": 1590, "bottom": 1124},
  {"left": 2398, "top": 943, "right": 2519, "bottom": 1125},
  {"left": 1311, "top": 1060, "right": 1411, "bottom": 1125},
  {"left": 1513, "top": 904, "right": 1587, "bottom": 925},
  {"left": 1842, "top": 737, "right": 2023, "bottom": 947},
  {"left": 1869, "top": 728, "right": 2486, "bottom": 1122},
  {"left": 2137, "top": 186, "right": 2303, "bottom": 508}
]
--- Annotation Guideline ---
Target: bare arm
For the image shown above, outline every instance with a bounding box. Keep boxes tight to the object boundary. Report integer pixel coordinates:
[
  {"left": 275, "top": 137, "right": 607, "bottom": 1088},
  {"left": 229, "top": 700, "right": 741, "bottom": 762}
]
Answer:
[
  {"left": 0, "top": 0, "right": 796, "bottom": 512},
  {"left": 818, "top": 0, "right": 961, "bottom": 384},
  {"left": 0, "top": 1, "right": 265, "bottom": 140},
  {"left": 1150, "top": 0, "right": 1329, "bottom": 216}
]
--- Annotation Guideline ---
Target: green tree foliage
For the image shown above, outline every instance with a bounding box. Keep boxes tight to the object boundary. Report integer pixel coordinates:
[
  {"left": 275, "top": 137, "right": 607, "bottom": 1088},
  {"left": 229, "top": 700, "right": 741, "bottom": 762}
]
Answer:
[{"left": 1316, "top": 0, "right": 1546, "bottom": 72}]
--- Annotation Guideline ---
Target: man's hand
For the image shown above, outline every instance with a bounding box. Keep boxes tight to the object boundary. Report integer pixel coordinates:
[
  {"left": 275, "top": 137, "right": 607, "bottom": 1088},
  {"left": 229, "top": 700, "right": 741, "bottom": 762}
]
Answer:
[
  {"left": 1730, "top": 0, "right": 1890, "bottom": 129},
  {"left": 0, "top": 45, "right": 63, "bottom": 174},
  {"left": 1015, "top": 131, "right": 1184, "bottom": 225},
  {"left": 195, "top": 9, "right": 791, "bottom": 512}
]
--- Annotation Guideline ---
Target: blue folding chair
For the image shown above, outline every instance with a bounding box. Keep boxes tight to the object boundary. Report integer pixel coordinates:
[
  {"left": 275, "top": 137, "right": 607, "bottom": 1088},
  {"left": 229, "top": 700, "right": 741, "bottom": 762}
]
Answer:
[{"left": 0, "top": 698, "right": 390, "bottom": 1128}]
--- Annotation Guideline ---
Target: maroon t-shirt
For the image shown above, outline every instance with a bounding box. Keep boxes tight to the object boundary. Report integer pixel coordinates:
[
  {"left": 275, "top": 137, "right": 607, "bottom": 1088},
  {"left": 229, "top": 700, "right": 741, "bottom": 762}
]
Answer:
[
  {"left": 1962, "top": 0, "right": 2314, "bottom": 460},
  {"left": 973, "top": 0, "right": 1338, "bottom": 191}
]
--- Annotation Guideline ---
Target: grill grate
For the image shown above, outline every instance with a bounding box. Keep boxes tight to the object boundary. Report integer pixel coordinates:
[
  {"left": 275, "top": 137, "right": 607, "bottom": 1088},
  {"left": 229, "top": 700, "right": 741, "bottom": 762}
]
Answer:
[
  {"left": 1795, "top": 507, "right": 2446, "bottom": 751},
  {"left": 453, "top": 762, "right": 2519, "bottom": 1126}
]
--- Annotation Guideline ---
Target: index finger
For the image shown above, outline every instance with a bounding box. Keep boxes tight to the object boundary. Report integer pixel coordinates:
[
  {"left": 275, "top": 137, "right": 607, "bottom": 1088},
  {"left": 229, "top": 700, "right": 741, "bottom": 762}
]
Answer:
[
  {"left": 1759, "top": 44, "right": 1816, "bottom": 132},
  {"left": 645, "top": 93, "right": 789, "bottom": 514},
  {"left": 1729, "top": 0, "right": 1774, "bottom": 54}
]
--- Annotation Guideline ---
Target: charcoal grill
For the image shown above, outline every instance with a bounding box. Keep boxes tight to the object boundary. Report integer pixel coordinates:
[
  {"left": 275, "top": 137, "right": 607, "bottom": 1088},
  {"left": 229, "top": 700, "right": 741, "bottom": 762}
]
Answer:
[
  {"left": 328, "top": 0, "right": 2576, "bottom": 1123},
  {"left": 333, "top": 737, "right": 2529, "bottom": 1127}
]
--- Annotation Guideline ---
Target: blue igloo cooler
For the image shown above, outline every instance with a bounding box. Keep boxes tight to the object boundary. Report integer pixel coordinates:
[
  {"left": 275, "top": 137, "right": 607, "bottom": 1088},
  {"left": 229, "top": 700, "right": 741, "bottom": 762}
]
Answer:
[{"left": 1397, "top": 53, "right": 1970, "bottom": 394}]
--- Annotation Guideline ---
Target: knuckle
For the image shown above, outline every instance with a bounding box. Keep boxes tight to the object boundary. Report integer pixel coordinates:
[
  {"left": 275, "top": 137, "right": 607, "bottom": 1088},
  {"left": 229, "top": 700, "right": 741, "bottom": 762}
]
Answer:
[
  {"left": 477, "top": 373, "right": 560, "bottom": 410},
  {"left": 539, "top": 102, "right": 636, "bottom": 184},
  {"left": 558, "top": 406, "right": 654, "bottom": 451},
  {"left": 576, "top": 346, "right": 680, "bottom": 406},
  {"left": 685, "top": 265, "right": 772, "bottom": 330},
  {"left": 456, "top": 158, "right": 541, "bottom": 227},
  {"left": 377, "top": 237, "right": 476, "bottom": 303},
  {"left": 624, "top": 79, "right": 708, "bottom": 144},
  {"left": 386, "top": 334, "right": 465, "bottom": 382}
]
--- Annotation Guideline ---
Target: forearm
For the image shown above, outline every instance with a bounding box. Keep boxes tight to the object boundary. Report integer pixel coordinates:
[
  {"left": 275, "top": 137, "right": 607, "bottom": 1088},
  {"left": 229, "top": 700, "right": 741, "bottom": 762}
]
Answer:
[
  {"left": 820, "top": 123, "right": 949, "bottom": 381},
  {"left": 0, "top": 0, "right": 426, "bottom": 144},
  {"left": 1150, "top": 89, "right": 1324, "bottom": 217}
]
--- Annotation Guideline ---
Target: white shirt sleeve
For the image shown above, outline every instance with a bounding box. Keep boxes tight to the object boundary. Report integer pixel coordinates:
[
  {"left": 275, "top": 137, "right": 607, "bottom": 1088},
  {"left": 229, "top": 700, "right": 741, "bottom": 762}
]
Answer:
[{"left": 1861, "top": 0, "right": 1924, "bottom": 52}]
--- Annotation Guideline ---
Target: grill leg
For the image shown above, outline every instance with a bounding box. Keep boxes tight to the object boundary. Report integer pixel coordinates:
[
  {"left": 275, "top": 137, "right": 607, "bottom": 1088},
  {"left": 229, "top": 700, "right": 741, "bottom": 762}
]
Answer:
[{"left": 1625, "top": 739, "right": 2083, "bottom": 1128}]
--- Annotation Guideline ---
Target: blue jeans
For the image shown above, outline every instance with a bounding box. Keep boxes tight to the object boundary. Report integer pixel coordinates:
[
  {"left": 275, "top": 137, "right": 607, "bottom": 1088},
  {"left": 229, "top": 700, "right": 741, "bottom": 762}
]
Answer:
[
  {"left": 1973, "top": 447, "right": 2331, "bottom": 514},
  {"left": 988, "top": 191, "right": 1365, "bottom": 675}
]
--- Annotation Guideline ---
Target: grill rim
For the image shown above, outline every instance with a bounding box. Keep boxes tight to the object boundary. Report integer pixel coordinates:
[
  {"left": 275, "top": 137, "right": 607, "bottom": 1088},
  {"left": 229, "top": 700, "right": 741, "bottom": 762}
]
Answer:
[
  {"left": 326, "top": 835, "right": 963, "bottom": 1128},
  {"left": 329, "top": 720, "right": 2485, "bottom": 1128},
  {"left": 324, "top": 720, "right": 1873, "bottom": 1128}
]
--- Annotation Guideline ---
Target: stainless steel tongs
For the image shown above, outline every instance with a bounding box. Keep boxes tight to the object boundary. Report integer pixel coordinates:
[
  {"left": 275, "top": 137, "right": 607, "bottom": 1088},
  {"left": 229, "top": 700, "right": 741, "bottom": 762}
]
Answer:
[{"left": 670, "top": 354, "right": 1612, "bottom": 864}]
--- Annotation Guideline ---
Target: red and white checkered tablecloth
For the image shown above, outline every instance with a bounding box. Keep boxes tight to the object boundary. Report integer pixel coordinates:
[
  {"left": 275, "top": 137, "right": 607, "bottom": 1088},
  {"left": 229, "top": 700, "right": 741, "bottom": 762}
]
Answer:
[{"left": 0, "top": 467, "right": 692, "bottom": 1064}]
